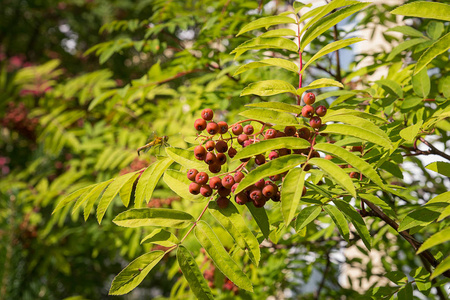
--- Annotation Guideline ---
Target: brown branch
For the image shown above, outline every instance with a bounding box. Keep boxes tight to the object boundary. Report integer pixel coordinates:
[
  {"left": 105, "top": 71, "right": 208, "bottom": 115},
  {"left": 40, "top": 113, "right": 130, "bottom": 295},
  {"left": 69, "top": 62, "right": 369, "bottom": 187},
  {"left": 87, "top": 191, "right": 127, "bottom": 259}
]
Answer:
[
  {"left": 333, "top": 24, "right": 342, "bottom": 83},
  {"left": 314, "top": 251, "right": 331, "bottom": 300},
  {"left": 361, "top": 198, "right": 450, "bottom": 279},
  {"left": 419, "top": 137, "right": 450, "bottom": 161}
]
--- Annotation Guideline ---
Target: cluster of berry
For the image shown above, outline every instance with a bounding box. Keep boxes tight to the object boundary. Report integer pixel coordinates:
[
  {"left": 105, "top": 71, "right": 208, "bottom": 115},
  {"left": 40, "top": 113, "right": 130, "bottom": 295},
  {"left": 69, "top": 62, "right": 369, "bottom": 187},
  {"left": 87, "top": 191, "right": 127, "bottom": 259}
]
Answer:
[
  {"left": 1, "top": 102, "right": 39, "bottom": 140},
  {"left": 301, "top": 92, "right": 326, "bottom": 128}
]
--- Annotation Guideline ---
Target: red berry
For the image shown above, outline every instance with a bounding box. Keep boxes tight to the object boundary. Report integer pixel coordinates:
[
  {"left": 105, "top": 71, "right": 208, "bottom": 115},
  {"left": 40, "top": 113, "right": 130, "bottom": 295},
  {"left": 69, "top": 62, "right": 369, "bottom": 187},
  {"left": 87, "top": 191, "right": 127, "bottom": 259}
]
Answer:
[
  {"left": 264, "top": 129, "right": 277, "bottom": 140},
  {"left": 187, "top": 169, "right": 198, "bottom": 181},
  {"left": 189, "top": 182, "right": 201, "bottom": 195},
  {"left": 269, "top": 174, "right": 281, "bottom": 182},
  {"left": 222, "top": 175, "right": 235, "bottom": 189},
  {"left": 234, "top": 171, "right": 245, "bottom": 183},
  {"left": 325, "top": 154, "right": 333, "bottom": 160},
  {"left": 276, "top": 130, "right": 286, "bottom": 138},
  {"left": 243, "top": 125, "right": 254, "bottom": 134},
  {"left": 302, "top": 186, "right": 307, "bottom": 197},
  {"left": 216, "top": 153, "right": 227, "bottom": 165},
  {"left": 205, "top": 140, "right": 215, "bottom": 151},
  {"left": 249, "top": 188, "right": 263, "bottom": 202},
  {"left": 204, "top": 152, "right": 217, "bottom": 165},
  {"left": 235, "top": 192, "right": 248, "bottom": 205},
  {"left": 243, "top": 139, "right": 252, "bottom": 147},
  {"left": 218, "top": 186, "right": 231, "bottom": 197},
  {"left": 232, "top": 124, "right": 243, "bottom": 135},
  {"left": 200, "top": 185, "right": 213, "bottom": 197},
  {"left": 254, "top": 178, "right": 265, "bottom": 190},
  {"left": 195, "top": 172, "right": 209, "bottom": 185},
  {"left": 351, "top": 146, "right": 363, "bottom": 153},
  {"left": 268, "top": 151, "right": 279, "bottom": 160},
  {"left": 237, "top": 134, "right": 248, "bottom": 145},
  {"left": 194, "top": 145, "right": 207, "bottom": 160},
  {"left": 194, "top": 119, "right": 207, "bottom": 131},
  {"left": 217, "top": 121, "right": 228, "bottom": 134},
  {"left": 278, "top": 148, "right": 291, "bottom": 156},
  {"left": 228, "top": 147, "right": 237, "bottom": 158},
  {"left": 231, "top": 183, "right": 239, "bottom": 193},
  {"left": 255, "top": 154, "right": 266, "bottom": 165},
  {"left": 315, "top": 105, "right": 327, "bottom": 117},
  {"left": 262, "top": 184, "right": 277, "bottom": 198},
  {"left": 209, "top": 163, "right": 221, "bottom": 173},
  {"left": 309, "top": 116, "right": 322, "bottom": 129},
  {"left": 209, "top": 176, "right": 222, "bottom": 189},
  {"left": 350, "top": 172, "right": 360, "bottom": 179},
  {"left": 303, "top": 92, "right": 315, "bottom": 105},
  {"left": 302, "top": 105, "right": 314, "bottom": 118},
  {"left": 206, "top": 122, "right": 219, "bottom": 135},
  {"left": 303, "top": 163, "right": 311, "bottom": 171},
  {"left": 284, "top": 126, "right": 296, "bottom": 136},
  {"left": 201, "top": 108, "right": 214, "bottom": 121},
  {"left": 217, "top": 196, "right": 230, "bottom": 209},
  {"left": 215, "top": 140, "right": 228, "bottom": 153},
  {"left": 271, "top": 192, "right": 281, "bottom": 202},
  {"left": 311, "top": 150, "right": 320, "bottom": 158},
  {"left": 298, "top": 127, "right": 311, "bottom": 140}
]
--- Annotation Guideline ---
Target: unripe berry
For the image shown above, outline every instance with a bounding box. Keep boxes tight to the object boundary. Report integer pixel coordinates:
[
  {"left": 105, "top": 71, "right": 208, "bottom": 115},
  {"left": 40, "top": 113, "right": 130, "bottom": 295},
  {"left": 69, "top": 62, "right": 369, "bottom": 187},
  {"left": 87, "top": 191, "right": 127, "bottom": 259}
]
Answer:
[
  {"left": 237, "top": 134, "right": 248, "bottom": 145},
  {"left": 228, "top": 147, "right": 237, "bottom": 158},
  {"left": 268, "top": 151, "right": 279, "bottom": 160},
  {"left": 284, "top": 126, "right": 296, "bottom": 136},
  {"left": 216, "top": 153, "right": 227, "bottom": 165},
  {"left": 243, "top": 124, "right": 254, "bottom": 134},
  {"left": 215, "top": 140, "right": 228, "bottom": 153},
  {"left": 194, "top": 119, "right": 207, "bottom": 131},
  {"left": 201, "top": 108, "right": 214, "bottom": 121},
  {"left": 302, "top": 105, "right": 314, "bottom": 118},
  {"left": 309, "top": 116, "right": 322, "bottom": 129},
  {"left": 217, "top": 121, "right": 228, "bottom": 134},
  {"left": 204, "top": 152, "right": 217, "bottom": 165},
  {"left": 222, "top": 175, "right": 235, "bottom": 189},
  {"left": 194, "top": 145, "right": 207, "bottom": 160},
  {"left": 209, "top": 163, "right": 221, "bottom": 173},
  {"left": 235, "top": 192, "right": 248, "bottom": 205},
  {"left": 209, "top": 176, "right": 222, "bottom": 189},
  {"left": 206, "top": 122, "right": 219, "bottom": 135},
  {"left": 315, "top": 105, "right": 327, "bottom": 117},
  {"left": 195, "top": 172, "right": 209, "bottom": 185},
  {"left": 232, "top": 124, "right": 243, "bottom": 135},
  {"left": 303, "top": 92, "right": 315, "bottom": 105},
  {"left": 205, "top": 140, "right": 215, "bottom": 151},
  {"left": 255, "top": 154, "right": 266, "bottom": 165},
  {"left": 189, "top": 182, "right": 201, "bottom": 195},
  {"left": 218, "top": 186, "right": 231, "bottom": 197},
  {"left": 264, "top": 129, "right": 277, "bottom": 140},
  {"left": 298, "top": 127, "right": 311, "bottom": 140},
  {"left": 187, "top": 169, "right": 198, "bottom": 181},
  {"left": 217, "top": 196, "right": 229, "bottom": 209},
  {"left": 234, "top": 171, "right": 245, "bottom": 183},
  {"left": 200, "top": 185, "right": 213, "bottom": 197}
]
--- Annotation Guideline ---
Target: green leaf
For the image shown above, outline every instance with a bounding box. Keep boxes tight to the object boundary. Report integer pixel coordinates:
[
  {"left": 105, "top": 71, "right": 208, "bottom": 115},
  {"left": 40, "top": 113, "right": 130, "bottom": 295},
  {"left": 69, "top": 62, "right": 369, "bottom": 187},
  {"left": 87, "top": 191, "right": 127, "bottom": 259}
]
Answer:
[
  {"left": 83, "top": 180, "right": 114, "bottom": 221},
  {"left": 426, "top": 161, "right": 450, "bottom": 177},
  {"left": 334, "top": 200, "right": 371, "bottom": 250},
  {"left": 237, "top": 16, "right": 296, "bottom": 36},
  {"left": 109, "top": 251, "right": 164, "bottom": 295},
  {"left": 259, "top": 28, "right": 297, "bottom": 38},
  {"left": 73, "top": 179, "right": 113, "bottom": 215},
  {"left": 412, "top": 68, "right": 430, "bottom": 98},
  {"left": 386, "top": 26, "right": 425, "bottom": 38},
  {"left": 241, "top": 80, "right": 297, "bottom": 97},
  {"left": 165, "top": 147, "right": 206, "bottom": 171},
  {"left": 301, "top": 38, "right": 364, "bottom": 74},
  {"left": 309, "top": 158, "right": 356, "bottom": 197},
  {"left": 387, "top": 38, "right": 428, "bottom": 61},
  {"left": 300, "top": 2, "right": 370, "bottom": 51},
  {"left": 295, "top": 206, "right": 322, "bottom": 232},
  {"left": 391, "top": 1, "right": 450, "bottom": 22},
  {"left": 324, "top": 205, "right": 350, "bottom": 242},
  {"left": 233, "top": 137, "right": 310, "bottom": 160},
  {"left": 293, "top": 1, "right": 312, "bottom": 13},
  {"left": 414, "top": 32, "right": 450, "bottom": 75},
  {"left": 177, "top": 246, "right": 214, "bottom": 300},
  {"left": 141, "top": 228, "right": 179, "bottom": 247},
  {"left": 417, "top": 227, "right": 450, "bottom": 254},
  {"left": 194, "top": 221, "right": 253, "bottom": 292},
  {"left": 321, "top": 114, "right": 389, "bottom": 141},
  {"left": 410, "top": 267, "right": 431, "bottom": 293},
  {"left": 245, "top": 203, "right": 270, "bottom": 239},
  {"left": 321, "top": 124, "right": 393, "bottom": 149},
  {"left": 375, "top": 79, "right": 403, "bottom": 98},
  {"left": 163, "top": 169, "right": 204, "bottom": 202},
  {"left": 239, "top": 109, "right": 300, "bottom": 126},
  {"left": 401, "top": 96, "right": 423, "bottom": 110},
  {"left": 297, "top": 78, "right": 343, "bottom": 96},
  {"left": 398, "top": 202, "right": 447, "bottom": 232},
  {"left": 234, "top": 58, "right": 298, "bottom": 76},
  {"left": 97, "top": 172, "right": 140, "bottom": 224},
  {"left": 119, "top": 172, "right": 140, "bottom": 207},
  {"left": 427, "top": 21, "right": 444, "bottom": 40},
  {"left": 231, "top": 37, "right": 298, "bottom": 58},
  {"left": 399, "top": 120, "right": 423, "bottom": 143},
  {"left": 430, "top": 255, "right": 450, "bottom": 279},
  {"left": 245, "top": 101, "right": 303, "bottom": 115},
  {"left": 208, "top": 201, "right": 261, "bottom": 266},
  {"left": 314, "top": 143, "right": 385, "bottom": 189},
  {"left": 53, "top": 184, "right": 93, "bottom": 214},
  {"left": 385, "top": 271, "right": 408, "bottom": 285},
  {"left": 134, "top": 157, "right": 174, "bottom": 208},
  {"left": 323, "top": 108, "right": 386, "bottom": 123},
  {"left": 113, "top": 208, "right": 195, "bottom": 228},
  {"left": 235, "top": 155, "right": 306, "bottom": 194},
  {"left": 281, "top": 168, "right": 305, "bottom": 226}
]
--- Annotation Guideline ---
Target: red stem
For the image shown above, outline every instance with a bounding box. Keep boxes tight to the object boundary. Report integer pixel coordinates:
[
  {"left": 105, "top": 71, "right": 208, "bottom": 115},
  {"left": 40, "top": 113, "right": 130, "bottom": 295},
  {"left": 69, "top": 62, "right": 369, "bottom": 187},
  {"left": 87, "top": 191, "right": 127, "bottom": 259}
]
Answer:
[{"left": 297, "top": 21, "right": 303, "bottom": 105}]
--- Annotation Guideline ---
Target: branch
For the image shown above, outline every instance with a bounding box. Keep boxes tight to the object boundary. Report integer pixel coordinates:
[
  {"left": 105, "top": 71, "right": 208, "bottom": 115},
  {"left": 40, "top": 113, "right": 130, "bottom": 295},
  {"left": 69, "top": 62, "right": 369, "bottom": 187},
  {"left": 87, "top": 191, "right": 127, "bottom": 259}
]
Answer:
[
  {"left": 333, "top": 24, "right": 342, "bottom": 83},
  {"left": 361, "top": 198, "right": 450, "bottom": 279},
  {"left": 419, "top": 137, "right": 450, "bottom": 161},
  {"left": 314, "top": 251, "right": 331, "bottom": 300}
]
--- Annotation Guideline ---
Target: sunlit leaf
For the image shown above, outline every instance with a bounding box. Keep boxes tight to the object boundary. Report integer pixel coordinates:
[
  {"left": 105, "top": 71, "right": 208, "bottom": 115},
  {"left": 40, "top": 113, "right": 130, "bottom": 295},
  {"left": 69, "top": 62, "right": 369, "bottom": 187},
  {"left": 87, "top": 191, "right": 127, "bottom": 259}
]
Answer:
[
  {"left": 334, "top": 200, "right": 371, "bottom": 250},
  {"left": 295, "top": 206, "right": 322, "bottom": 232},
  {"left": 241, "top": 80, "right": 297, "bottom": 97},
  {"left": 141, "top": 228, "right": 179, "bottom": 247},
  {"left": 281, "top": 168, "right": 305, "bottom": 226},
  {"left": 239, "top": 109, "right": 300, "bottom": 126},
  {"left": 309, "top": 158, "right": 356, "bottom": 197},
  {"left": 113, "top": 208, "right": 195, "bottom": 228},
  {"left": 391, "top": 1, "right": 450, "bottom": 21},
  {"left": 233, "top": 137, "right": 310, "bottom": 160},
  {"left": 237, "top": 16, "right": 296, "bottom": 36},
  {"left": 417, "top": 227, "right": 450, "bottom": 254},
  {"left": 324, "top": 205, "right": 349, "bottom": 242},
  {"left": 234, "top": 58, "right": 298, "bottom": 76},
  {"left": 414, "top": 32, "right": 450, "bottom": 75},
  {"left": 321, "top": 124, "right": 393, "bottom": 149}
]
